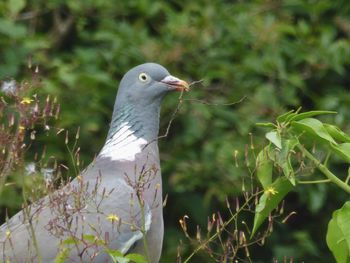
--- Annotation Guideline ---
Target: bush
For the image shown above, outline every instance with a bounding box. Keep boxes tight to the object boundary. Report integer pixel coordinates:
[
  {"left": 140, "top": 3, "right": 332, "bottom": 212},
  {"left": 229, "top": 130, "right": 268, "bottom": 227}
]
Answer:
[{"left": 1, "top": 1, "right": 350, "bottom": 262}]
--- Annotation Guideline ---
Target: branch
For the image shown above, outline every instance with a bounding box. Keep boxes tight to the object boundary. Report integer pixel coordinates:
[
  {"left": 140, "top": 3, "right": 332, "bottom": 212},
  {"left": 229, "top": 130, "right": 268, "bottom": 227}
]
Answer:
[{"left": 297, "top": 144, "right": 350, "bottom": 194}]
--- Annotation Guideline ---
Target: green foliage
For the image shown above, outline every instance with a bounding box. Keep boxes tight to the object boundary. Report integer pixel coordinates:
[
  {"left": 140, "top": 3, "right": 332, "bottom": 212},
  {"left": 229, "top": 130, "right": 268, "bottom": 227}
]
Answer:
[
  {"left": 55, "top": 235, "right": 149, "bottom": 262},
  {"left": 252, "top": 177, "right": 294, "bottom": 237},
  {"left": 292, "top": 117, "right": 337, "bottom": 144},
  {"left": 254, "top": 109, "right": 350, "bottom": 262},
  {"left": 1, "top": 0, "right": 350, "bottom": 262},
  {"left": 54, "top": 247, "right": 70, "bottom": 263},
  {"left": 327, "top": 202, "right": 350, "bottom": 263},
  {"left": 106, "top": 249, "right": 148, "bottom": 263},
  {"left": 256, "top": 146, "right": 273, "bottom": 189}
]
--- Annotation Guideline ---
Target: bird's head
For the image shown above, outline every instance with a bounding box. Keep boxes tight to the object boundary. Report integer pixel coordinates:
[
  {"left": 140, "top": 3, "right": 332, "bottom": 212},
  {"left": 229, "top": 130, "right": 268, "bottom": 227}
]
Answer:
[{"left": 116, "top": 63, "right": 189, "bottom": 107}]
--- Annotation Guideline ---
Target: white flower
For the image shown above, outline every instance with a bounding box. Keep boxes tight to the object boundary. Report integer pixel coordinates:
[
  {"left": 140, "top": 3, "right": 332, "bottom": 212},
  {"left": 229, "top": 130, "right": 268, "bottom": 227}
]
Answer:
[
  {"left": 1, "top": 80, "right": 16, "bottom": 95},
  {"left": 25, "top": 163, "right": 36, "bottom": 176}
]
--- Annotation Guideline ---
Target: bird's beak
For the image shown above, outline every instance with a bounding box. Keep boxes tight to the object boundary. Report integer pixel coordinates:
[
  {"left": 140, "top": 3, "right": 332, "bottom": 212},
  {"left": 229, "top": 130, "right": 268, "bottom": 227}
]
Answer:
[{"left": 160, "top": 75, "right": 189, "bottom": 92}]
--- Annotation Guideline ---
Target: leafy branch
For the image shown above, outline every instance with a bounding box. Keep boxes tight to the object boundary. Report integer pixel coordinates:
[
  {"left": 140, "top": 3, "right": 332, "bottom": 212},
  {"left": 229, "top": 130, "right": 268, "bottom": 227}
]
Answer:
[{"left": 253, "top": 109, "right": 350, "bottom": 263}]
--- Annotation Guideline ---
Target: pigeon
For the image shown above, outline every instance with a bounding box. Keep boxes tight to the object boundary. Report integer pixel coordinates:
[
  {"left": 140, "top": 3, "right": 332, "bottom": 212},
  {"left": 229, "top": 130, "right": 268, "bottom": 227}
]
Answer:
[{"left": 0, "top": 63, "right": 189, "bottom": 263}]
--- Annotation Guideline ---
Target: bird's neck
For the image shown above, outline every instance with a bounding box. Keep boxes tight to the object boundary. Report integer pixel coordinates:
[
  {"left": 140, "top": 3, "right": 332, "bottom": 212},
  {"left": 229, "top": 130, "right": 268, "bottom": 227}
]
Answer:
[{"left": 98, "top": 103, "right": 161, "bottom": 161}]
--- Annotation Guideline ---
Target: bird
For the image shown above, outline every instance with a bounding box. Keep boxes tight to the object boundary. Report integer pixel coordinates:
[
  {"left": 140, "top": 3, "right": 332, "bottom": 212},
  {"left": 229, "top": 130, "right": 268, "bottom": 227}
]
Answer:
[{"left": 0, "top": 63, "right": 189, "bottom": 263}]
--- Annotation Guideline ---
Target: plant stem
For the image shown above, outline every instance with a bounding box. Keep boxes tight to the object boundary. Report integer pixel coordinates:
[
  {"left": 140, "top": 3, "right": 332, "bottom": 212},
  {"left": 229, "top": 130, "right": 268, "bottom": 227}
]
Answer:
[
  {"left": 183, "top": 193, "right": 257, "bottom": 263},
  {"left": 297, "top": 144, "right": 350, "bottom": 194},
  {"left": 346, "top": 168, "right": 350, "bottom": 185},
  {"left": 22, "top": 204, "right": 43, "bottom": 263},
  {"left": 298, "top": 179, "right": 331, "bottom": 184},
  {"left": 138, "top": 193, "right": 151, "bottom": 263},
  {"left": 66, "top": 144, "right": 78, "bottom": 176},
  {"left": 0, "top": 119, "right": 22, "bottom": 195}
]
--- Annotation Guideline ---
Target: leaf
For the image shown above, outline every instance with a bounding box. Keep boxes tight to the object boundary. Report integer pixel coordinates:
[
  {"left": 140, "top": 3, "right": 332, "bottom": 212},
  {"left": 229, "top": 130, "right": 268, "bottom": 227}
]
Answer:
[
  {"left": 105, "top": 249, "right": 129, "bottom": 263},
  {"left": 268, "top": 138, "right": 298, "bottom": 185},
  {"left": 125, "top": 254, "right": 148, "bottom": 263},
  {"left": 82, "top": 234, "right": 96, "bottom": 243},
  {"left": 283, "top": 108, "right": 303, "bottom": 123},
  {"left": 62, "top": 236, "right": 80, "bottom": 245},
  {"left": 279, "top": 138, "right": 298, "bottom": 185},
  {"left": 330, "top": 143, "right": 350, "bottom": 163},
  {"left": 0, "top": 18, "right": 27, "bottom": 38},
  {"left": 7, "top": 0, "right": 26, "bottom": 16},
  {"left": 251, "top": 177, "right": 294, "bottom": 237},
  {"left": 326, "top": 201, "right": 350, "bottom": 263},
  {"left": 324, "top": 124, "right": 350, "bottom": 143},
  {"left": 256, "top": 146, "right": 273, "bottom": 190},
  {"left": 266, "top": 131, "right": 282, "bottom": 149},
  {"left": 289, "top": 111, "right": 336, "bottom": 122},
  {"left": 54, "top": 247, "right": 71, "bottom": 263},
  {"left": 105, "top": 249, "right": 124, "bottom": 257},
  {"left": 291, "top": 118, "right": 336, "bottom": 144},
  {"left": 256, "top": 122, "right": 276, "bottom": 128},
  {"left": 277, "top": 109, "right": 296, "bottom": 123}
]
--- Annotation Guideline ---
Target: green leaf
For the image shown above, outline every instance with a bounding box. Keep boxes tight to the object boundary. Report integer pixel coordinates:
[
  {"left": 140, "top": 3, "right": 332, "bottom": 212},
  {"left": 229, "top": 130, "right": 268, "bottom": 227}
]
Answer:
[
  {"left": 324, "top": 124, "right": 350, "bottom": 143},
  {"left": 62, "top": 236, "right": 80, "bottom": 245},
  {"left": 82, "top": 234, "right": 96, "bottom": 243},
  {"left": 330, "top": 143, "right": 350, "bottom": 163},
  {"left": 277, "top": 110, "right": 296, "bottom": 123},
  {"left": 0, "top": 18, "right": 27, "bottom": 38},
  {"left": 326, "top": 201, "right": 350, "bottom": 263},
  {"left": 283, "top": 108, "right": 302, "bottom": 123},
  {"left": 291, "top": 118, "right": 336, "bottom": 144},
  {"left": 54, "top": 247, "right": 71, "bottom": 263},
  {"left": 256, "top": 122, "right": 276, "bottom": 128},
  {"left": 105, "top": 249, "right": 124, "bottom": 257},
  {"left": 279, "top": 138, "right": 298, "bottom": 185},
  {"left": 267, "top": 138, "right": 298, "bottom": 185},
  {"left": 266, "top": 131, "right": 282, "bottom": 149},
  {"left": 251, "top": 177, "right": 294, "bottom": 237},
  {"left": 8, "top": 0, "right": 26, "bottom": 16},
  {"left": 289, "top": 110, "right": 336, "bottom": 122},
  {"left": 105, "top": 249, "right": 129, "bottom": 263},
  {"left": 125, "top": 254, "right": 148, "bottom": 263},
  {"left": 256, "top": 146, "right": 273, "bottom": 190}
]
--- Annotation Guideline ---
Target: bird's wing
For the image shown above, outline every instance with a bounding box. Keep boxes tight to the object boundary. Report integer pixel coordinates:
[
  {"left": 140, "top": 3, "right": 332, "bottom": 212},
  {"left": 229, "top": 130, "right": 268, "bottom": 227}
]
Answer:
[
  {"left": 91, "top": 175, "right": 153, "bottom": 254},
  {"left": 0, "top": 175, "right": 153, "bottom": 262},
  {"left": 113, "top": 206, "right": 152, "bottom": 254}
]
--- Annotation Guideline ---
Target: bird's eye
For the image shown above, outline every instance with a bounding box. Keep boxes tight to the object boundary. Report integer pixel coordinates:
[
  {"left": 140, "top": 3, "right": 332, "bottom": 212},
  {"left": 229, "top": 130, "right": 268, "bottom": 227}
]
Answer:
[{"left": 138, "top": 73, "right": 148, "bottom": 82}]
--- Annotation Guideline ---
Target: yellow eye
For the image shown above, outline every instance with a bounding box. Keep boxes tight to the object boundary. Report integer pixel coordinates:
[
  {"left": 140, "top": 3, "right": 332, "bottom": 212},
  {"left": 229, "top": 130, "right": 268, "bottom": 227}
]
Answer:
[{"left": 138, "top": 73, "right": 148, "bottom": 82}]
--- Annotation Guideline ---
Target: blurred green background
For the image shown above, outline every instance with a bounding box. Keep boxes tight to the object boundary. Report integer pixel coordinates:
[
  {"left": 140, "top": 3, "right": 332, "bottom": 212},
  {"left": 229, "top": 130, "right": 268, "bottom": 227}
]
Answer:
[{"left": 1, "top": 0, "right": 350, "bottom": 262}]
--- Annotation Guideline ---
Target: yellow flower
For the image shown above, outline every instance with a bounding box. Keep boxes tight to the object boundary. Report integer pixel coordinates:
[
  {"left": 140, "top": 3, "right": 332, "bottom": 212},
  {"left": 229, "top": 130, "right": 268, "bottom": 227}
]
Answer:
[
  {"left": 5, "top": 230, "right": 11, "bottom": 238},
  {"left": 265, "top": 186, "right": 278, "bottom": 196},
  {"left": 19, "top": 126, "right": 25, "bottom": 131},
  {"left": 20, "top": 97, "right": 34, "bottom": 104},
  {"left": 106, "top": 214, "right": 120, "bottom": 223}
]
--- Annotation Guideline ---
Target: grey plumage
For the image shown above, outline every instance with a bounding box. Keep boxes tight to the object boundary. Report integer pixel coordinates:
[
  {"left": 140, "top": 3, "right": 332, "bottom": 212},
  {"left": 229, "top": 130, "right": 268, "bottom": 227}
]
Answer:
[{"left": 0, "top": 63, "right": 188, "bottom": 263}]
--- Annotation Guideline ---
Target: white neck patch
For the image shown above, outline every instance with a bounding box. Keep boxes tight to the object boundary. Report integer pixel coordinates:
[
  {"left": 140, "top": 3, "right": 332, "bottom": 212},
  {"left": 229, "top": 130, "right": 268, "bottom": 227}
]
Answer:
[{"left": 99, "top": 122, "right": 147, "bottom": 161}]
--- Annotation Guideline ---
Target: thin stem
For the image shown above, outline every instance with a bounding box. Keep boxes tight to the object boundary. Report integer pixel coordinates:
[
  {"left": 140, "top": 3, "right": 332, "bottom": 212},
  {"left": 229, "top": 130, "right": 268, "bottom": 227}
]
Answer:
[
  {"left": 21, "top": 194, "right": 43, "bottom": 263},
  {"left": 298, "top": 179, "right": 331, "bottom": 184},
  {"left": 346, "top": 167, "right": 350, "bottom": 185},
  {"left": 66, "top": 144, "right": 78, "bottom": 176},
  {"left": 19, "top": 171, "right": 43, "bottom": 263},
  {"left": 323, "top": 150, "right": 331, "bottom": 166},
  {"left": 183, "top": 193, "right": 258, "bottom": 263},
  {"left": 0, "top": 116, "right": 22, "bottom": 195},
  {"left": 138, "top": 194, "right": 151, "bottom": 263},
  {"left": 297, "top": 144, "right": 350, "bottom": 194}
]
